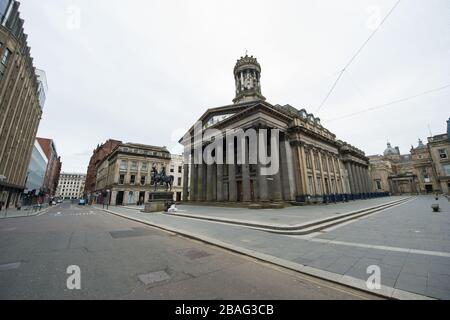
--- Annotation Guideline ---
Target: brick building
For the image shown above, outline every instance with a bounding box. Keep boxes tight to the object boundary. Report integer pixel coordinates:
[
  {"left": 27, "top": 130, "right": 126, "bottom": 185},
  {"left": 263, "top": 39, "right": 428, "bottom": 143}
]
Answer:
[
  {"left": 84, "top": 139, "right": 122, "bottom": 196},
  {"left": 36, "top": 137, "right": 62, "bottom": 196}
]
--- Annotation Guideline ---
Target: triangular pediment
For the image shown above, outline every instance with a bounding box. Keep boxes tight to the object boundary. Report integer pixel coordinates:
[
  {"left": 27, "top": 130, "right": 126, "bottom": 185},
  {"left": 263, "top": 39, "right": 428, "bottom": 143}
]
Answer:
[{"left": 179, "top": 100, "right": 295, "bottom": 143}]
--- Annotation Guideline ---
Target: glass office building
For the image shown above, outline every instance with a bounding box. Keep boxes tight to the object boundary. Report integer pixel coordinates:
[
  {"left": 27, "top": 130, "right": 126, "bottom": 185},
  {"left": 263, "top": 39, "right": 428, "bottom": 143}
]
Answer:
[{"left": 25, "top": 140, "right": 48, "bottom": 195}]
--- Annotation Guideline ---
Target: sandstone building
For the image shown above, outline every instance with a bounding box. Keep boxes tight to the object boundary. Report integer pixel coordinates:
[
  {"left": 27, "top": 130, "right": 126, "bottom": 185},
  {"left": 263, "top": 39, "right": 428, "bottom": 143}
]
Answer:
[
  {"left": 56, "top": 173, "right": 86, "bottom": 199},
  {"left": 84, "top": 139, "right": 122, "bottom": 196},
  {"left": 180, "top": 55, "right": 374, "bottom": 205},
  {"left": 428, "top": 119, "right": 450, "bottom": 194},
  {"left": 369, "top": 118, "right": 450, "bottom": 195},
  {"left": 95, "top": 142, "right": 171, "bottom": 205},
  {"left": 168, "top": 153, "right": 185, "bottom": 202},
  {"left": 0, "top": 1, "right": 45, "bottom": 209}
]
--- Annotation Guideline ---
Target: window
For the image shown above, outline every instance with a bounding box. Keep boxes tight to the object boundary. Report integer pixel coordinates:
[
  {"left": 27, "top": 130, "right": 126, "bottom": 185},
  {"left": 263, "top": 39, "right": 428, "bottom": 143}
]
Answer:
[
  {"left": 178, "top": 177, "right": 182, "bottom": 186},
  {"left": 120, "top": 160, "right": 127, "bottom": 171},
  {"left": 1, "top": 48, "right": 11, "bottom": 65},
  {"left": 119, "top": 174, "right": 125, "bottom": 184},
  {"left": 308, "top": 176, "right": 314, "bottom": 194},
  {"left": 438, "top": 149, "right": 448, "bottom": 160},
  {"left": 306, "top": 152, "right": 312, "bottom": 169},
  {"left": 140, "top": 175, "right": 146, "bottom": 185},
  {"left": 141, "top": 162, "right": 147, "bottom": 171},
  {"left": 130, "top": 161, "right": 138, "bottom": 171},
  {"left": 323, "top": 156, "right": 328, "bottom": 171},
  {"left": 316, "top": 177, "right": 322, "bottom": 194},
  {"left": 0, "top": 49, "right": 11, "bottom": 80},
  {"left": 314, "top": 154, "right": 320, "bottom": 170},
  {"left": 178, "top": 166, "right": 182, "bottom": 173},
  {"left": 170, "top": 166, "right": 174, "bottom": 173},
  {"left": 443, "top": 165, "right": 450, "bottom": 176},
  {"left": 130, "top": 175, "right": 136, "bottom": 184},
  {"left": 376, "top": 180, "right": 382, "bottom": 190}
]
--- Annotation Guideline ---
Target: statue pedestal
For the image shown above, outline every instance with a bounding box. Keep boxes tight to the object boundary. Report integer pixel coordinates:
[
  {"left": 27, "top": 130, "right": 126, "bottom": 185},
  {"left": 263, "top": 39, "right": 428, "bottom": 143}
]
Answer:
[{"left": 143, "top": 192, "right": 174, "bottom": 213}]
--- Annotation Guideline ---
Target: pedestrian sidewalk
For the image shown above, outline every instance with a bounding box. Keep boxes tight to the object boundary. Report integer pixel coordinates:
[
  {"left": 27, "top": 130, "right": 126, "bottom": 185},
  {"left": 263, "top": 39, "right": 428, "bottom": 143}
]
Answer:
[
  {"left": 0, "top": 204, "right": 51, "bottom": 219},
  {"left": 119, "top": 196, "right": 409, "bottom": 230},
  {"left": 95, "top": 202, "right": 437, "bottom": 300}
]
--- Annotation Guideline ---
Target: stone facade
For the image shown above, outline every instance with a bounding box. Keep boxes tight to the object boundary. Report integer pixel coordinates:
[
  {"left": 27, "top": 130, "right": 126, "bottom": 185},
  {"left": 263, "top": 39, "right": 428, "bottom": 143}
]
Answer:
[
  {"left": 428, "top": 119, "right": 450, "bottom": 195},
  {"left": 56, "top": 173, "right": 86, "bottom": 199},
  {"left": 84, "top": 139, "right": 122, "bottom": 196},
  {"left": 168, "top": 154, "right": 185, "bottom": 202},
  {"left": 94, "top": 143, "right": 171, "bottom": 205},
  {"left": 180, "top": 55, "right": 374, "bottom": 205},
  {"left": 369, "top": 118, "right": 450, "bottom": 195},
  {"left": 0, "top": 1, "right": 44, "bottom": 209}
]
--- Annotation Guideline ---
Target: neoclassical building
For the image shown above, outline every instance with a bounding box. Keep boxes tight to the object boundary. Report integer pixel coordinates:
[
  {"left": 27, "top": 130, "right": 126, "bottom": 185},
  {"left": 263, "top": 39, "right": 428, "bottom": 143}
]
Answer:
[
  {"left": 180, "top": 55, "right": 374, "bottom": 205},
  {"left": 369, "top": 118, "right": 450, "bottom": 195},
  {"left": 94, "top": 142, "right": 171, "bottom": 205}
]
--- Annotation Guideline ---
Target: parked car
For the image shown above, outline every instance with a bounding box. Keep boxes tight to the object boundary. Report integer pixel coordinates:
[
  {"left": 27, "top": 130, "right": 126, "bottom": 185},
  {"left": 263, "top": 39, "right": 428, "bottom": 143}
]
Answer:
[
  {"left": 57, "top": 199, "right": 62, "bottom": 204},
  {"left": 78, "top": 199, "right": 86, "bottom": 206}
]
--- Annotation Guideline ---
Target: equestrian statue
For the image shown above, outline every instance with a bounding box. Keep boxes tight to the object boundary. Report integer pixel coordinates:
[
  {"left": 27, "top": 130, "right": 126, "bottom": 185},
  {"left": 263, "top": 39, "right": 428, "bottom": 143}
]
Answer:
[{"left": 151, "top": 166, "right": 174, "bottom": 192}]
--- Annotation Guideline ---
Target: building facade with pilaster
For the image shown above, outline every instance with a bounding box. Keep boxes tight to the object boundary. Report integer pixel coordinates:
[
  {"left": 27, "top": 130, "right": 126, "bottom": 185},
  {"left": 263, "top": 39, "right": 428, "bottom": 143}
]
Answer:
[
  {"left": 94, "top": 143, "right": 171, "bottom": 206},
  {"left": 180, "top": 55, "right": 373, "bottom": 205},
  {"left": 0, "top": 0, "right": 45, "bottom": 209},
  {"left": 368, "top": 118, "right": 450, "bottom": 195}
]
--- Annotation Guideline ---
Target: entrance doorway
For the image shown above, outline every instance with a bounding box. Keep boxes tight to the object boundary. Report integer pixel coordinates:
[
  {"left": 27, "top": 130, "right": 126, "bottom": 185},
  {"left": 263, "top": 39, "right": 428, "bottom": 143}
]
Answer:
[
  {"left": 138, "top": 191, "right": 145, "bottom": 205},
  {"left": 425, "top": 185, "right": 433, "bottom": 193},
  {"left": 250, "top": 180, "right": 255, "bottom": 202},
  {"left": 237, "top": 181, "right": 242, "bottom": 202},
  {"left": 116, "top": 191, "right": 124, "bottom": 205},
  {"left": 176, "top": 192, "right": 181, "bottom": 202}
]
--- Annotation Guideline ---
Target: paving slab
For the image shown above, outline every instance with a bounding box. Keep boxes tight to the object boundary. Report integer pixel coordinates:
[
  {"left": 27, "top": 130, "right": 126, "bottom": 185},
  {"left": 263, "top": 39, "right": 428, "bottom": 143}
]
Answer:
[
  {"left": 96, "top": 197, "right": 450, "bottom": 299},
  {"left": 124, "top": 196, "right": 408, "bottom": 229}
]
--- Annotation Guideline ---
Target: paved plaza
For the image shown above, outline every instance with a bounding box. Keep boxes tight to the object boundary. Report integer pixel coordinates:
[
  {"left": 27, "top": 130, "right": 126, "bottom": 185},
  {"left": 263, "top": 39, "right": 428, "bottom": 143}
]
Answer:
[
  {"left": 100, "top": 195, "right": 450, "bottom": 299},
  {"left": 0, "top": 202, "right": 376, "bottom": 300}
]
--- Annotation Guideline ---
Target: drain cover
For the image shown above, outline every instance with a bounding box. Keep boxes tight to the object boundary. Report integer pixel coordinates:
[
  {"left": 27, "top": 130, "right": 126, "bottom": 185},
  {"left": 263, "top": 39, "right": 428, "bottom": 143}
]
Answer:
[
  {"left": 177, "top": 248, "right": 212, "bottom": 260},
  {"left": 138, "top": 270, "right": 171, "bottom": 285},
  {"left": 110, "top": 228, "right": 156, "bottom": 239}
]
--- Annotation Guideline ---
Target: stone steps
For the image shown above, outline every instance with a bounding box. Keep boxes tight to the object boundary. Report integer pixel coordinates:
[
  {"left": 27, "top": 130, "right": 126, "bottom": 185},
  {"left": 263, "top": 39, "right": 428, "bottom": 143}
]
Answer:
[{"left": 166, "top": 197, "right": 414, "bottom": 235}]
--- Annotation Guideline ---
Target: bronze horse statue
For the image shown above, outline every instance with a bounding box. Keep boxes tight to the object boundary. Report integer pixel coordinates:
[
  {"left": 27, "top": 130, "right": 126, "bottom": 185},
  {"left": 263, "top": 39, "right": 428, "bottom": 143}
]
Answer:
[{"left": 151, "top": 167, "right": 174, "bottom": 192}]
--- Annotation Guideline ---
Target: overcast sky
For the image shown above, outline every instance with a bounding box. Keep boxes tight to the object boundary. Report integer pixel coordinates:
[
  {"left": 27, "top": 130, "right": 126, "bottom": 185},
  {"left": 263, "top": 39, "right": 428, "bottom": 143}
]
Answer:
[{"left": 19, "top": 0, "right": 450, "bottom": 173}]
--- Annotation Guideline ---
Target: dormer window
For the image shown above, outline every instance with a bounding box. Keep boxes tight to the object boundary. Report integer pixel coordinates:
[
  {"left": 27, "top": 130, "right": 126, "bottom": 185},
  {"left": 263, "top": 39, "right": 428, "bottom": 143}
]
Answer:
[
  {"left": 315, "top": 118, "right": 322, "bottom": 127},
  {"left": 299, "top": 109, "right": 307, "bottom": 119}
]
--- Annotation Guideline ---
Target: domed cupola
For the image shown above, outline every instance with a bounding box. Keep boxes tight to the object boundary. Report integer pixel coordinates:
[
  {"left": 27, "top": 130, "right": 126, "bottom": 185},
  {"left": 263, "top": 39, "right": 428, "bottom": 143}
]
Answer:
[
  {"left": 416, "top": 139, "right": 426, "bottom": 149},
  {"left": 383, "top": 142, "right": 399, "bottom": 156},
  {"left": 233, "top": 55, "right": 266, "bottom": 104}
]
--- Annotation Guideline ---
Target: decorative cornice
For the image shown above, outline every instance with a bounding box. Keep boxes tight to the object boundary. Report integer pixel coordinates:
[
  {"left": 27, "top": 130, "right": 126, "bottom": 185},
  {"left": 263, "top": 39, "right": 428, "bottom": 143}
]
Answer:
[{"left": 234, "top": 55, "right": 261, "bottom": 73}]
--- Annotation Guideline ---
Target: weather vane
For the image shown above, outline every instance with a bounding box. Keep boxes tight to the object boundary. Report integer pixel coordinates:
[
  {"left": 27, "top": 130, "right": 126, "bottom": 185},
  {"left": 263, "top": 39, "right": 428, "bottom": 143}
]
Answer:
[{"left": 245, "top": 48, "right": 248, "bottom": 56}]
